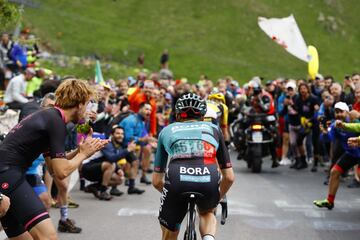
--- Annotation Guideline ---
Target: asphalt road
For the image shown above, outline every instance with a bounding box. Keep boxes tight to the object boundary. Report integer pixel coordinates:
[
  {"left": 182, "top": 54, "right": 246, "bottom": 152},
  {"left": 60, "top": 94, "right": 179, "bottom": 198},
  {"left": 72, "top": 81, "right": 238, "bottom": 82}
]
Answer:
[{"left": 35, "top": 152, "right": 360, "bottom": 239}]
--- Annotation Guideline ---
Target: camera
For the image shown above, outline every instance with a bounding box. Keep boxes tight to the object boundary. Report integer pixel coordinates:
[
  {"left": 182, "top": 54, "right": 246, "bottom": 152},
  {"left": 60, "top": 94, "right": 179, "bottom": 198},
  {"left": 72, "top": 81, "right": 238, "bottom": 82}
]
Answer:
[{"left": 285, "top": 95, "right": 291, "bottom": 99}]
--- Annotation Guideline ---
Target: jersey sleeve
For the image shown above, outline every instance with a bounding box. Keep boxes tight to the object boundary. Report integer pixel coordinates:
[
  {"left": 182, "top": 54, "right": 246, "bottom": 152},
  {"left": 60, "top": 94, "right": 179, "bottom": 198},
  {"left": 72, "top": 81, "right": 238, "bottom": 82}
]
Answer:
[
  {"left": 214, "top": 127, "right": 232, "bottom": 169},
  {"left": 343, "top": 123, "right": 360, "bottom": 133},
  {"left": 154, "top": 131, "right": 168, "bottom": 173},
  {"left": 47, "top": 114, "right": 66, "bottom": 159}
]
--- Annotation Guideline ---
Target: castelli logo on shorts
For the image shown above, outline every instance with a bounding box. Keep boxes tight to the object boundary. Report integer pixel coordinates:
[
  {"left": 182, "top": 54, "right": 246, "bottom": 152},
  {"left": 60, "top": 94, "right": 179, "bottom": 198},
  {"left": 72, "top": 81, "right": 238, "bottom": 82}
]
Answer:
[
  {"left": 1, "top": 182, "right": 9, "bottom": 190},
  {"left": 55, "top": 153, "right": 66, "bottom": 158}
]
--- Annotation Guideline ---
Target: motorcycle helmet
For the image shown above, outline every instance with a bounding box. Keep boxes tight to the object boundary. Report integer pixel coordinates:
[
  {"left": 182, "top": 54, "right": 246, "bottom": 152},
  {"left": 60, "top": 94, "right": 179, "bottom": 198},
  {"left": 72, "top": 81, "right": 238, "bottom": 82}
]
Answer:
[{"left": 252, "top": 83, "right": 262, "bottom": 95}]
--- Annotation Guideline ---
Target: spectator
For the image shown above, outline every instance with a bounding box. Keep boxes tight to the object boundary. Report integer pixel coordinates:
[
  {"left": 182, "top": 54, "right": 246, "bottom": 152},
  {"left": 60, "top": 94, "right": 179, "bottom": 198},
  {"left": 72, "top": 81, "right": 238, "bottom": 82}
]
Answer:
[
  {"left": 128, "top": 79, "right": 157, "bottom": 136},
  {"left": 4, "top": 68, "right": 35, "bottom": 109},
  {"left": 0, "top": 33, "right": 15, "bottom": 90},
  {"left": 9, "top": 33, "right": 28, "bottom": 72},
  {"left": 324, "top": 75, "right": 334, "bottom": 91},
  {"left": 26, "top": 68, "right": 45, "bottom": 97},
  {"left": 330, "top": 82, "right": 353, "bottom": 105},
  {"left": 317, "top": 91, "right": 335, "bottom": 164},
  {"left": 82, "top": 125, "right": 141, "bottom": 198},
  {"left": 160, "top": 49, "right": 169, "bottom": 69},
  {"left": 102, "top": 126, "right": 142, "bottom": 194},
  {"left": 295, "top": 83, "right": 320, "bottom": 170},
  {"left": 352, "top": 84, "right": 360, "bottom": 112},
  {"left": 313, "top": 102, "right": 356, "bottom": 210},
  {"left": 117, "top": 79, "right": 129, "bottom": 100},
  {"left": 278, "top": 81, "right": 296, "bottom": 165},
  {"left": 311, "top": 74, "right": 325, "bottom": 99},
  {"left": 137, "top": 53, "right": 145, "bottom": 68},
  {"left": 119, "top": 102, "right": 157, "bottom": 185}
]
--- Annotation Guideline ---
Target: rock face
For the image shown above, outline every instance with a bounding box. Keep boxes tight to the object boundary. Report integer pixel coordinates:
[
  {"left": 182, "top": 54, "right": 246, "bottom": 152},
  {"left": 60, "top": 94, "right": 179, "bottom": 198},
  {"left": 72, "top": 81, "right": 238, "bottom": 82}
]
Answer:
[{"left": 0, "top": 109, "right": 19, "bottom": 134}]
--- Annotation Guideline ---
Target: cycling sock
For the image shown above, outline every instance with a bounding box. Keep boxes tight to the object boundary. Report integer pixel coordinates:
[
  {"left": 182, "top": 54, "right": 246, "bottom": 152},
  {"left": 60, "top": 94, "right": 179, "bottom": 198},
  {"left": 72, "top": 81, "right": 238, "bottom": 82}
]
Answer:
[
  {"left": 202, "top": 234, "right": 215, "bottom": 240},
  {"left": 99, "top": 184, "right": 107, "bottom": 193},
  {"left": 327, "top": 194, "right": 335, "bottom": 204},
  {"left": 60, "top": 205, "right": 68, "bottom": 221},
  {"left": 129, "top": 179, "right": 135, "bottom": 188}
]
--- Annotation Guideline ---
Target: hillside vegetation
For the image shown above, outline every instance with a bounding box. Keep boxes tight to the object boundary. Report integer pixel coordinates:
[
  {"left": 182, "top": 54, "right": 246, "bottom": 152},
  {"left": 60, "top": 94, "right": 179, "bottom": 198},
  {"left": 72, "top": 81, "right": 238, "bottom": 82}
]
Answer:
[{"left": 22, "top": 0, "right": 359, "bottom": 82}]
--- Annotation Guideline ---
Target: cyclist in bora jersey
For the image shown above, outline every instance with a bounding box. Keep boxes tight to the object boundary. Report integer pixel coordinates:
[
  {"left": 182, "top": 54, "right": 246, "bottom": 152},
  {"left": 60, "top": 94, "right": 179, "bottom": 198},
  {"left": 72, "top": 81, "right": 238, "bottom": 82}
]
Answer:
[{"left": 152, "top": 92, "right": 235, "bottom": 240}]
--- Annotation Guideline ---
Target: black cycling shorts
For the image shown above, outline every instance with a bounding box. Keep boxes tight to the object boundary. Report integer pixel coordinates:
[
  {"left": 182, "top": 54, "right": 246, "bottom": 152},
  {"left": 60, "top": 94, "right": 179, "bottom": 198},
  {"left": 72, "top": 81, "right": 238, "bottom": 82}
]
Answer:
[
  {"left": 158, "top": 162, "right": 220, "bottom": 232},
  {"left": 333, "top": 153, "right": 360, "bottom": 174},
  {"left": 0, "top": 166, "right": 49, "bottom": 238},
  {"left": 82, "top": 161, "right": 103, "bottom": 182}
]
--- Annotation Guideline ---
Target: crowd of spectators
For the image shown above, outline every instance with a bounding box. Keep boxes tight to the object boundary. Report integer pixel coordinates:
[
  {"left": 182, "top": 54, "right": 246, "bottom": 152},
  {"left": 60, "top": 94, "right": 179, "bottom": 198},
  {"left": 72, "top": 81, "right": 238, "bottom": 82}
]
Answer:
[{"left": 1, "top": 28, "right": 359, "bottom": 233}]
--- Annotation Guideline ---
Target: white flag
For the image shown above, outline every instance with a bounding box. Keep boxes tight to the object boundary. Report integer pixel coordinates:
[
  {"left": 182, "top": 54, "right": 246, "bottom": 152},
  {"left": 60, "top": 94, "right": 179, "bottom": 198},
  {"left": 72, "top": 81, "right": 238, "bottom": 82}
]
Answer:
[{"left": 258, "top": 15, "right": 309, "bottom": 62}]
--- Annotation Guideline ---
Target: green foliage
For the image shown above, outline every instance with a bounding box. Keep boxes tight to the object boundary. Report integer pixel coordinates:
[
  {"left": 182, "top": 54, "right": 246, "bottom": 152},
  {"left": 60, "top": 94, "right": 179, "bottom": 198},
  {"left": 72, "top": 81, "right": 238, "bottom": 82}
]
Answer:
[
  {"left": 76, "top": 121, "right": 91, "bottom": 134},
  {"left": 0, "top": 0, "right": 19, "bottom": 32},
  {"left": 23, "top": 0, "right": 359, "bottom": 83}
]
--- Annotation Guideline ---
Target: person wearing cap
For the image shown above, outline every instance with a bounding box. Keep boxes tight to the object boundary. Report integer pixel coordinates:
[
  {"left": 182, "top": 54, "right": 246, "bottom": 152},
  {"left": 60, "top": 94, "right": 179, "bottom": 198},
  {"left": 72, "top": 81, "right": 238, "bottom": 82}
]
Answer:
[
  {"left": 228, "top": 80, "right": 239, "bottom": 97},
  {"left": 281, "top": 81, "right": 304, "bottom": 169},
  {"left": 277, "top": 81, "right": 296, "bottom": 165},
  {"left": 313, "top": 102, "right": 360, "bottom": 210},
  {"left": 335, "top": 117, "right": 360, "bottom": 189},
  {"left": 4, "top": 67, "right": 35, "bottom": 109}
]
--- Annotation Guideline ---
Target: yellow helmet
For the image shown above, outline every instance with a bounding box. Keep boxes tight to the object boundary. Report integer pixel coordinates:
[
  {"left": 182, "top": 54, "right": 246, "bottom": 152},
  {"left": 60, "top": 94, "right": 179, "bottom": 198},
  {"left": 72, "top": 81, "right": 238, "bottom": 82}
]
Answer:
[{"left": 208, "top": 92, "right": 226, "bottom": 105}]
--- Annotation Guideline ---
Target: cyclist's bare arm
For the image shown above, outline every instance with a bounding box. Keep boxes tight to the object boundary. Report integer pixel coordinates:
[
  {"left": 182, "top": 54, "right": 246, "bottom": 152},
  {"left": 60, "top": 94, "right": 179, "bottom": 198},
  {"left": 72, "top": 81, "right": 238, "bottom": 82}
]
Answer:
[
  {"left": 46, "top": 137, "right": 109, "bottom": 180},
  {"left": 219, "top": 168, "right": 235, "bottom": 200},
  {"left": 65, "top": 148, "right": 79, "bottom": 160},
  {"left": 152, "top": 172, "right": 165, "bottom": 193}
]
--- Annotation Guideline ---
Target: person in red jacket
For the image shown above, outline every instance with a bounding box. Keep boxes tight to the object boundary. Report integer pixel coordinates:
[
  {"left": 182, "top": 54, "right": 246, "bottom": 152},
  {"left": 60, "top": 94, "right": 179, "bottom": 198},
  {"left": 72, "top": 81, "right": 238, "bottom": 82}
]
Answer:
[{"left": 128, "top": 80, "right": 157, "bottom": 136}]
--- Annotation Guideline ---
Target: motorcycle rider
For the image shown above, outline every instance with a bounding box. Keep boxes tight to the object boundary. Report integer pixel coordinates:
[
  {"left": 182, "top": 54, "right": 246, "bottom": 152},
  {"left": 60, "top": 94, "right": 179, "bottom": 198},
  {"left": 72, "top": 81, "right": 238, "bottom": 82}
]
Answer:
[{"left": 236, "top": 82, "right": 279, "bottom": 168}]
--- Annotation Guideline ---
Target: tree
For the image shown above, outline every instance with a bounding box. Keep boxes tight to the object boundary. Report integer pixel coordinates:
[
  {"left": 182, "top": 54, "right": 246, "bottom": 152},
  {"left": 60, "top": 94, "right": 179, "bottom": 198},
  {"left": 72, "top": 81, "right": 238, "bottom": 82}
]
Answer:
[{"left": 0, "top": 0, "right": 20, "bottom": 33}]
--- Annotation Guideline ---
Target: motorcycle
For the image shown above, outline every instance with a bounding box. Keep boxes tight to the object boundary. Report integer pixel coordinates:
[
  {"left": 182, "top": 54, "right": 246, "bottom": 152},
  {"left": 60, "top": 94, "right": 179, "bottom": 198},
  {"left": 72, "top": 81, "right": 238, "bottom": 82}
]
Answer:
[{"left": 231, "top": 112, "right": 276, "bottom": 173}]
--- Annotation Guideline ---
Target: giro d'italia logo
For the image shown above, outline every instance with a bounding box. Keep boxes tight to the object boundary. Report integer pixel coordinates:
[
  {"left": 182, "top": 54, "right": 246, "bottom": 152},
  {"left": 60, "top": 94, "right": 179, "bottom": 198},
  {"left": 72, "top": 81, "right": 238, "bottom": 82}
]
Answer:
[{"left": 1, "top": 183, "right": 9, "bottom": 190}]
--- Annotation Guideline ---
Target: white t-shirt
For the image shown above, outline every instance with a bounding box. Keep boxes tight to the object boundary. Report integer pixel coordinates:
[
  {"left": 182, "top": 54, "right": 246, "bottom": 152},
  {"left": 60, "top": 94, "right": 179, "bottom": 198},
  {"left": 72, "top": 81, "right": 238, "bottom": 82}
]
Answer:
[{"left": 4, "top": 74, "right": 29, "bottom": 104}]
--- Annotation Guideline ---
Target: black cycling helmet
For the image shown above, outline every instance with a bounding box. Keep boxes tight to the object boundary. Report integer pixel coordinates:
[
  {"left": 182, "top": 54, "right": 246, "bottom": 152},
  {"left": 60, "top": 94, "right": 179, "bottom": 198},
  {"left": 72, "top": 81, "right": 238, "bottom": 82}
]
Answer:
[{"left": 175, "top": 92, "right": 207, "bottom": 118}]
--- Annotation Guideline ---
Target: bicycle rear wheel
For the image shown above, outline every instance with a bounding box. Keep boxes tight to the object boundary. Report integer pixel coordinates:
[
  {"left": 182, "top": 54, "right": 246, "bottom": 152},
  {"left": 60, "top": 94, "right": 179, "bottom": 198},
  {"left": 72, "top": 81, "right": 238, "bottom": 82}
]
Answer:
[{"left": 184, "top": 200, "right": 197, "bottom": 240}]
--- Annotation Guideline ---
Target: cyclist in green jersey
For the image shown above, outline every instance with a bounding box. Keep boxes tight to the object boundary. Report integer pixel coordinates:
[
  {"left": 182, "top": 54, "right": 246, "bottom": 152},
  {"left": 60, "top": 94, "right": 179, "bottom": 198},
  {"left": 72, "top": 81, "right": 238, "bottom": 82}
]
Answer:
[{"left": 153, "top": 92, "right": 235, "bottom": 240}]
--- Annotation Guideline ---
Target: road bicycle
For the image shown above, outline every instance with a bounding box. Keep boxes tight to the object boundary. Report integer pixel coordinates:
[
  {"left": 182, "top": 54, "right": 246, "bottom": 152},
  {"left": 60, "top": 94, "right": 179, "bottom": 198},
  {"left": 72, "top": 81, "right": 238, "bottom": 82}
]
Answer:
[{"left": 183, "top": 192, "right": 228, "bottom": 240}]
